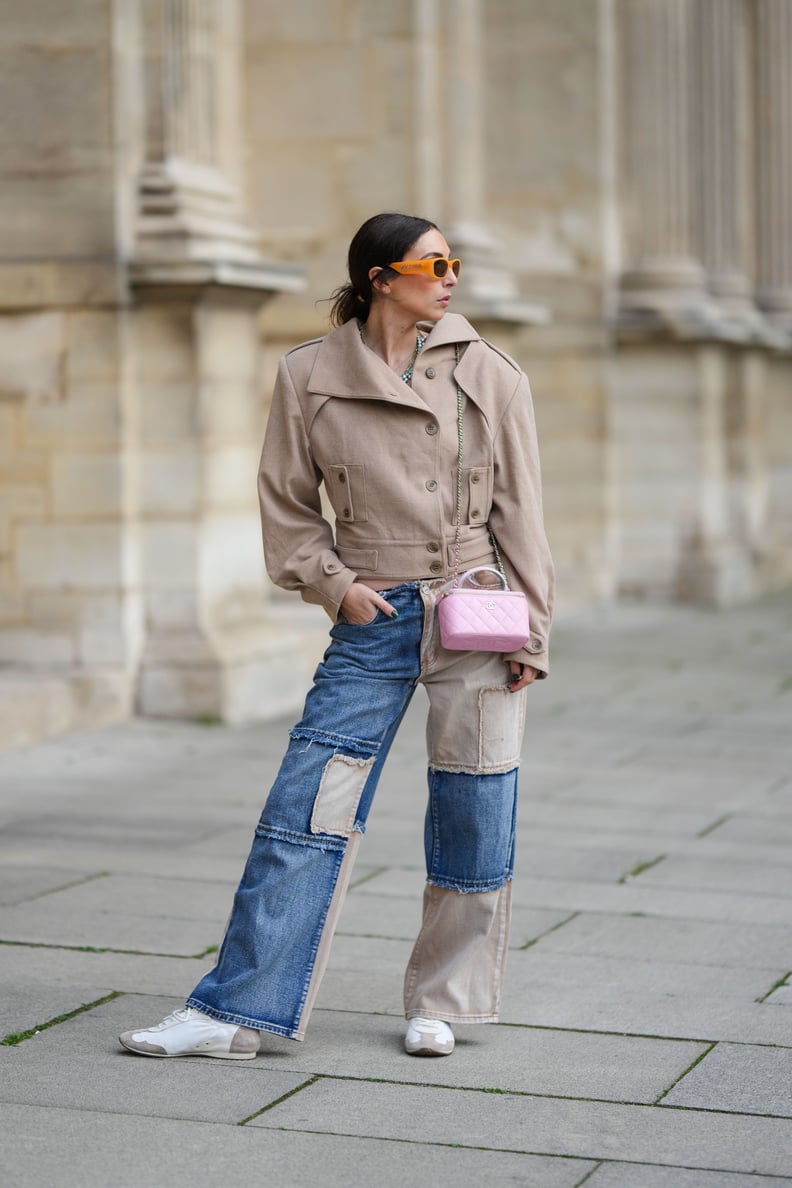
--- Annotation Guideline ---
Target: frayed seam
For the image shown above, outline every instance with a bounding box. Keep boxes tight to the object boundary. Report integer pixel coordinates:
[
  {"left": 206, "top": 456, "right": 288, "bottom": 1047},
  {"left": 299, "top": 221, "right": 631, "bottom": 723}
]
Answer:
[
  {"left": 289, "top": 727, "right": 380, "bottom": 757},
  {"left": 254, "top": 823, "right": 346, "bottom": 853},
  {"left": 426, "top": 873, "right": 513, "bottom": 894},
  {"left": 427, "top": 761, "right": 521, "bottom": 776}
]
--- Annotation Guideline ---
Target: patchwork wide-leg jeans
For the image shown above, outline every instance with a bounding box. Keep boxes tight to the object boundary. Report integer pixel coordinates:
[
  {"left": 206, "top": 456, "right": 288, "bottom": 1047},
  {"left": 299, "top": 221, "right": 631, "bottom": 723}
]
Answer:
[{"left": 188, "top": 581, "right": 527, "bottom": 1040}]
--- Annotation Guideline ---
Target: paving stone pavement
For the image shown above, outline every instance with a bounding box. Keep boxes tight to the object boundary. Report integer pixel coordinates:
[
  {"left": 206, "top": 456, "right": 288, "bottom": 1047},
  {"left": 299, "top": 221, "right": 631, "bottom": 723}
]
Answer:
[{"left": 1, "top": 593, "right": 791, "bottom": 1188}]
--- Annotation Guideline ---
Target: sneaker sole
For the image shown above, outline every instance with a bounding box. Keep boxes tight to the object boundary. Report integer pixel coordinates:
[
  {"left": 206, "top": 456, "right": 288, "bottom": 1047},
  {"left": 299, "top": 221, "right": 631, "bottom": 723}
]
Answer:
[
  {"left": 119, "top": 1036, "right": 257, "bottom": 1060},
  {"left": 404, "top": 1044, "right": 454, "bottom": 1057}
]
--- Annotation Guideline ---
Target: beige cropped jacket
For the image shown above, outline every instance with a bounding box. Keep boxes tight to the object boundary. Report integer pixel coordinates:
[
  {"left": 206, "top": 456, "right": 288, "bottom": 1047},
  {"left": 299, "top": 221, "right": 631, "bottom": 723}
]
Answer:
[{"left": 258, "top": 313, "right": 554, "bottom": 675}]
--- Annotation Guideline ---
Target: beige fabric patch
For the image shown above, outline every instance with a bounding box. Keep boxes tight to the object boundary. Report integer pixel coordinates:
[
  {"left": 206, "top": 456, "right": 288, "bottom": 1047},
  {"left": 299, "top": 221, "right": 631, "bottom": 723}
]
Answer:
[
  {"left": 478, "top": 685, "right": 526, "bottom": 770},
  {"left": 311, "top": 752, "right": 375, "bottom": 836}
]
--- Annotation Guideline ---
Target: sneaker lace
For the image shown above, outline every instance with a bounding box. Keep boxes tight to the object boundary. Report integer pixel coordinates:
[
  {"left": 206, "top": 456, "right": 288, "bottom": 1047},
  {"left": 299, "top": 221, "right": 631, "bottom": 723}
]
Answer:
[
  {"left": 151, "top": 1007, "right": 195, "bottom": 1032},
  {"left": 410, "top": 1017, "right": 447, "bottom": 1034}
]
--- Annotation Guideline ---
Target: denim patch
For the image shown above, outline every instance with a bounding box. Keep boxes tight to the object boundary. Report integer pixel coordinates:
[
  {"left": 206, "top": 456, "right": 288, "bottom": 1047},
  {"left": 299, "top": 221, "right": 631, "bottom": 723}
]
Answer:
[{"left": 311, "top": 752, "right": 376, "bottom": 836}]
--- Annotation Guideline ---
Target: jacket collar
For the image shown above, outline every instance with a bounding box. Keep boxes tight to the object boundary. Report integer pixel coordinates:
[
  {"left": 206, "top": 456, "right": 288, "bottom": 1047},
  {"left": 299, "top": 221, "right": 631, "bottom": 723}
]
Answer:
[{"left": 306, "top": 312, "right": 480, "bottom": 408}]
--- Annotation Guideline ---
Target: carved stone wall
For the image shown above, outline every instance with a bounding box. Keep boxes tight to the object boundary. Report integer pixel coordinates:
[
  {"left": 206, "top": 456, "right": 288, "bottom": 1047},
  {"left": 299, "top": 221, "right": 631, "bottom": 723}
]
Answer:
[{"left": 0, "top": 0, "right": 790, "bottom": 746}]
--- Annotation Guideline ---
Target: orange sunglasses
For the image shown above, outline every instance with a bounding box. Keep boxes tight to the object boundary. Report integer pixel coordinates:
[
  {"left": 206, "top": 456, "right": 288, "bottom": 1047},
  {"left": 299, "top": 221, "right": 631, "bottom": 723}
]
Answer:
[{"left": 388, "top": 257, "right": 462, "bottom": 279}]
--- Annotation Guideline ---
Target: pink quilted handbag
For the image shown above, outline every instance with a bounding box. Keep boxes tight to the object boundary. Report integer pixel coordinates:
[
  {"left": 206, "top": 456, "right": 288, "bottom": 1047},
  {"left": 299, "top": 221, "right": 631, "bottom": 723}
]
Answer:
[{"left": 437, "top": 566, "right": 530, "bottom": 652}]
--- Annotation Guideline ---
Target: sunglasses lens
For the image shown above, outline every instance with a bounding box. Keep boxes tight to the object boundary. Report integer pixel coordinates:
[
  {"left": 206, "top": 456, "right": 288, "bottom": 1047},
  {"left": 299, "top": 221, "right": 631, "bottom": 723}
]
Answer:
[
  {"left": 432, "top": 259, "right": 448, "bottom": 278},
  {"left": 451, "top": 259, "right": 461, "bottom": 277}
]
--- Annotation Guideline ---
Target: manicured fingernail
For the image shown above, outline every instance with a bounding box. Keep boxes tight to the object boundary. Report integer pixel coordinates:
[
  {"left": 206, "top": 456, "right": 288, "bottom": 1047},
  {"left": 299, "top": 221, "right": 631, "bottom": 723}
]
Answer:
[{"left": 390, "top": 609, "right": 399, "bottom": 619}]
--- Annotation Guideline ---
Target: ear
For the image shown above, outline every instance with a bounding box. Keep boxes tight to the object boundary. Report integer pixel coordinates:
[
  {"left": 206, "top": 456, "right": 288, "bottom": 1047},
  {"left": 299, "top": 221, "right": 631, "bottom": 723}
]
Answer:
[{"left": 369, "top": 266, "right": 390, "bottom": 294}]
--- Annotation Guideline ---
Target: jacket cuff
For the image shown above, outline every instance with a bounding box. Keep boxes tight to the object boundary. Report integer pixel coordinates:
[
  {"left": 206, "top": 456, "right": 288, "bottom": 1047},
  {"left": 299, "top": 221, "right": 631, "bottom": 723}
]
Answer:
[{"left": 505, "top": 632, "right": 549, "bottom": 678}]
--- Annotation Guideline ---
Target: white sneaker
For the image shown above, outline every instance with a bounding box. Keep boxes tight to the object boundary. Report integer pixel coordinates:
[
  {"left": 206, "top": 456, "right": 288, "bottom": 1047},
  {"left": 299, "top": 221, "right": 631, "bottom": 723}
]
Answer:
[
  {"left": 119, "top": 1007, "right": 260, "bottom": 1060},
  {"left": 404, "top": 1016, "right": 455, "bottom": 1056}
]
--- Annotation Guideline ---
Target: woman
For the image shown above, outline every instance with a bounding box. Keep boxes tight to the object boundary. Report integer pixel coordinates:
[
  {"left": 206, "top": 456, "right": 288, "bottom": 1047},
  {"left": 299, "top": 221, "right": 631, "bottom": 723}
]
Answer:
[{"left": 120, "top": 211, "right": 554, "bottom": 1060}]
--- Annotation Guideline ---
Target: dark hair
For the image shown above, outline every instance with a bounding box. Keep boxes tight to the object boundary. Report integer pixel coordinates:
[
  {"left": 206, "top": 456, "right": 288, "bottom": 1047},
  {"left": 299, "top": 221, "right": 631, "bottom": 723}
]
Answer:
[{"left": 329, "top": 212, "right": 439, "bottom": 326}]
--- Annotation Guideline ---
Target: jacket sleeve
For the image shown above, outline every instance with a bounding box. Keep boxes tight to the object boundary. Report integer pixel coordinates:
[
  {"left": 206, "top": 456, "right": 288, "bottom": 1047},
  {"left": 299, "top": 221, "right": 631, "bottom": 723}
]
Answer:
[
  {"left": 257, "top": 355, "right": 357, "bottom": 620},
  {"left": 488, "top": 369, "right": 555, "bottom": 676}
]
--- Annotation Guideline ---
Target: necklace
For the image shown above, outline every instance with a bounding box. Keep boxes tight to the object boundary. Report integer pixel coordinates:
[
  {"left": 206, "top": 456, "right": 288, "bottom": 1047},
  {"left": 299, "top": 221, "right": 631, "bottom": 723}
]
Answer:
[
  {"left": 360, "top": 326, "right": 426, "bottom": 384},
  {"left": 400, "top": 332, "right": 426, "bottom": 384}
]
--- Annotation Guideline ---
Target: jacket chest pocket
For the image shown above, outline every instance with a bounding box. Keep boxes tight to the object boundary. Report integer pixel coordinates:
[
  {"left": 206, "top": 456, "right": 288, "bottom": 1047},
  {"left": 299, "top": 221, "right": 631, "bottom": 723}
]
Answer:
[
  {"left": 452, "top": 465, "right": 493, "bottom": 526},
  {"left": 327, "top": 464, "right": 369, "bottom": 523}
]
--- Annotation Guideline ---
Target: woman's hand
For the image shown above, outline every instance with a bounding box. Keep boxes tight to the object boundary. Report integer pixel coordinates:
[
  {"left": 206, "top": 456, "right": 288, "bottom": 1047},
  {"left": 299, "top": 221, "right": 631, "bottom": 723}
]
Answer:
[
  {"left": 340, "top": 582, "right": 398, "bottom": 625},
  {"left": 506, "top": 663, "right": 539, "bottom": 692}
]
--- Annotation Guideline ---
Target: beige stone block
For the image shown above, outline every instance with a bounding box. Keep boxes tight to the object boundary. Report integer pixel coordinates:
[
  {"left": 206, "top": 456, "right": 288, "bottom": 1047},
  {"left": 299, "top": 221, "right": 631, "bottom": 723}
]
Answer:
[
  {"left": 0, "top": 260, "right": 121, "bottom": 310},
  {"left": 0, "top": 404, "right": 18, "bottom": 444},
  {"left": 0, "top": 1, "right": 106, "bottom": 47},
  {"left": 0, "top": 667, "right": 132, "bottom": 752},
  {"left": 204, "top": 448, "right": 260, "bottom": 509},
  {"left": 50, "top": 453, "right": 125, "bottom": 519},
  {"left": 245, "top": 2, "right": 352, "bottom": 43},
  {"left": 65, "top": 311, "right": 123, "bottom": 384},
  {"left": 200, "top": 516, "right": 265, "bottom": 601},
  {"left": 0, "top": 172, "right": 116, "bottom": 259},
  {"left": 17, "top": 523, "right": 131, "bottom": 589},
  {"left": 247, "top": 49, "right": 367, "bottom": 142},
  {"left": 77, "top": 591, "right": 144, "bottom": 667},
  {"left": 26, "top": 590, "right": 80, "bottom": 631},
  {"left": 247, "top": 148, "right": 336, "bottom": 233},
  {"left": 145, "top": 588, "right": 201, "bottom": 633},
  {"left": 0, "top": 312, "right": 65, "bottom": 402},
  {"left": 23, "top": 384, "right": 121, "bottom": 448},
  {"left": 195, "top": 306, "right": 259, "bottom": 380},
  {"left": 139, "top": 452, "right": 200, "bottom": 516},
  {"left": 141, "top": 523, "right": 200, "bottom": 588},
  {"left": 198, "top": 380, "right": 261, "bottom": 441},
  {"left": 0, "top": 46, "right": 110, "bottom": 171},
  {"left": 134, "top": 307, "right": 195, "bottom": 383},
  {"left": 138, "top": 620, "right": 321, "bottom": 724},
  {"left": 139, "top": 384, "right": 197, "bottom": 447},
  {"left": 0, "top": 626, "right": 76, "bottom": 665}
]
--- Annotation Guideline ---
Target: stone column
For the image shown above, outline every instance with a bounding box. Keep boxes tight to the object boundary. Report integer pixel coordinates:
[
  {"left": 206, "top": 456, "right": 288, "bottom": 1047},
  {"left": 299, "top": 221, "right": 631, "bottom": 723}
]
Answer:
[
  {"left": 416, "top": 0, "right": 546, "bottom": 327},
  {"left": 132, "top": 0, "right": 309, "bottom": 724},
  {"left": 755, "top": 0, "right": 792, "bottom": 333},
  {"left": 136, "top": 0, "right": 258, "bottom": 263},
  {"left": 695, "top": 0, "right": 760, "bottom": 333},
  {"left": 618, "top": 0, "right": 715, "bottom": 331}
]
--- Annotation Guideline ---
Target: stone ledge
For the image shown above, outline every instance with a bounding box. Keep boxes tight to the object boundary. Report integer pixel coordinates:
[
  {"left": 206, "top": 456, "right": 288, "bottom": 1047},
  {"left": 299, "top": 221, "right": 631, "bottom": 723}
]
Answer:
[{"left": 0, "top": 666, "right": 133, "bottom": 753}]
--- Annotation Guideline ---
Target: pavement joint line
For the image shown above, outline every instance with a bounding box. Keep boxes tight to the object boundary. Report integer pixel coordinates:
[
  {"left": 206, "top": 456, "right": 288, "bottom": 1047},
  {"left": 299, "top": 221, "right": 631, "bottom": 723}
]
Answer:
[
  {"left": 756, "top": 971, "right": 792, "bottom": 1003},
  {"left": 0, "top": 938, "right": 218, "bottom": 960},
  {"left": 1, "top": 990, "right": 123, "bottom": 1046},
  {"left": 652, "top": 1039, "right": 717, "bottom": 1104},
  {"left": 310, "top": 1007, "right": 792, "bottom": 1050},
  {"left": 236, "top": 1075, "right": 320, "bottom": 1126},
  {"left": 695, "top": 813, "right": 733, "bottom": 839},
  {"left": 618, "top": 854, "right": 667, "bottom": 883},
  {"left": 244, "top": 1121, "right": 599, "bottom": 1161},
  {"left": 575, "top": 1159, "right": 792, "bottom": 1183},
  {"left": 347, "top": 865, "right": 389, "bottom": 890},
  {"left": 241, "top": 1116, "right": 792, "bottom": 1170},
  {"left": 270, "top": 1071, "right": 755, "bottom": 1115},
  {"left": 518, "top": 910, "right": 581, "bottom": 949},
  {"left": 573, "top": 1164, "right": 604, "bottom": 1187},
  {"left": 21, "top": 870, "right": 110, "bottom": 903}
]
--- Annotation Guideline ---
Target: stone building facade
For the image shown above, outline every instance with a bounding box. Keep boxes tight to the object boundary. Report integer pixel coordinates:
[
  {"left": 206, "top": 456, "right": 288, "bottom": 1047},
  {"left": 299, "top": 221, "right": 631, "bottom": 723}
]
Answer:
[{"left": 1, "top": 0, "right": 791, "bottom": 745}]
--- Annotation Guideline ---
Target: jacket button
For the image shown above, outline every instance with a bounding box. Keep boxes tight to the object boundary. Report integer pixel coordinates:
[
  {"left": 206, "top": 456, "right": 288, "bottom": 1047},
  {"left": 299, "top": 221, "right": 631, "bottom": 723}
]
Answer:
[
  {"left": 425, "top": 422, "right": 439, "bottom": 435},
  {"left": 425, "top": 367, "right": 436, "bottom": 379},
  {"left": 425, "top": 479, "right": 438, "bottom": 492},
  {"left": 471, "top": 473, "right": 480, "bottom": 484},
  {"left": 430, "top": 561, "right": 442, "bottom": 574},
  {"left": 529, "top": 638, "right": 542, "bottom": 651},
  {"left": 426, "top": 540, "right": 440, "bottom": 553},
  {"left": 342, "top": 507, "right": 351, "bottom": 518},
  {"left": 338, "top": 473, "right": 346, "bottom": 484},
  {"left": 471, "top": 509, "right": 481, "bottom": 519}
]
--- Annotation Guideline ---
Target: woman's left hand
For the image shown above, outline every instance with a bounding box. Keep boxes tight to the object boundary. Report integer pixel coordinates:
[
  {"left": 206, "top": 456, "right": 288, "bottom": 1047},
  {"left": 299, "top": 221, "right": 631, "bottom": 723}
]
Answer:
[{"left": 506, "top": 663, "right": 539, "bottom": 691}]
